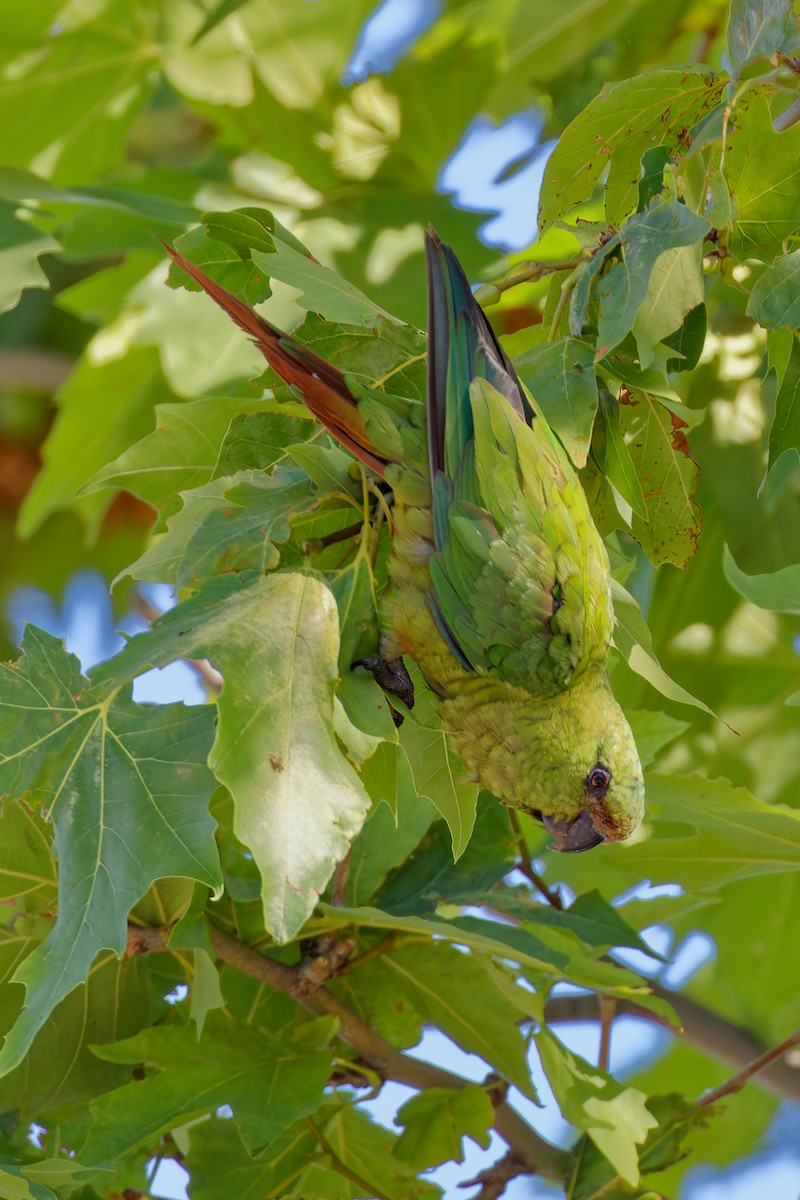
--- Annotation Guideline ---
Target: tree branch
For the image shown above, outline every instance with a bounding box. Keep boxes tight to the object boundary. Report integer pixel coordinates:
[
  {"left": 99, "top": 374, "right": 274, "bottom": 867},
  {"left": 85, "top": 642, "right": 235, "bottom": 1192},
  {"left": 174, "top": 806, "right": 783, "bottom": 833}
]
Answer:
[
  {"left": 544, "top": 992, "right": 800, "bottom": 1103},
  {"left": 127, "top": 924, "right": 562, "bottom": 1180},
  {"left": 697, "top": 1027, "right": 800, "bottom": 1108}
]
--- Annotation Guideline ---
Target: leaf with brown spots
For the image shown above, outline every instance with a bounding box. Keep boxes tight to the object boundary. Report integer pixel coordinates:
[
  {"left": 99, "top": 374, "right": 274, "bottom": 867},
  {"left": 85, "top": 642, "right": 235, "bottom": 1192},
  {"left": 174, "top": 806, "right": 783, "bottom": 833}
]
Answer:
[
  {"left": 538, "top": 68, "right": 724, "bottom": 233},
  {"left": 621, "top": 391, "right": 702, "bottom": 568}
]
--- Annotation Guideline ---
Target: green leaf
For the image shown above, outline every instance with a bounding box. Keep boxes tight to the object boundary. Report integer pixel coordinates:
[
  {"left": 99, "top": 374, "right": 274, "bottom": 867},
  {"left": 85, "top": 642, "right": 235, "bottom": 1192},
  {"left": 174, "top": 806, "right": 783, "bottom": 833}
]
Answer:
[
  {"left": 216, "top": 410, "right": 314, "bottom": 475},
  {"left": 398, "top": 667, "right": 478, "bottom": 860},
  {"left": 662, "top": 303, "right": 708, "bottom": 372},
  {"left": 177, "top": 466, "right": 316, "bottom": 585},
  {"left": 83, "top": 395, "right": 278, "bottom": 518},
  {"left": 538, "top": 69, "right": 723, "bottom": 232},
  {"left": 168, "top": 225, "right": 272, "bottom": 305},
  {"left": 0, "top": 203, "right": 60, "bottom": 316},
  {"left": 0, "top": 627, "right": 220, "bottom": 1077},
  {"left": 190, "top": 948, "right": 225, "bottom": 1037},
  {"left": 82, "top": 1018, "right": 330, "bottom": 1160},
  {"left": 631, "top": 241, "right": 705, "bottom": 369},
  {"left": 393, "top": 1085, "right": 493, "bottom": 1171},
  {"left": 725, "top": 90, "right": 800, "bottom": 259},
  {"left": 515, "top": 336, "right": 598, "bottom": 466},
  {"left": 567, "top": 1093, "right": 707, "bottom": 1198},
  {"left": 316, "top": 904, "right": 665, "bottom": 1008},
  {"left": 293, "top": 311, "right": 428, "bottom": 399},
  {"left": 92, "top": 572, "right": 372, "bottom": 942},
  {"left": 617, "top": 392, "right": 702, "bottom": 569},
  {"left": 349, "top": 751, "right": 437, "bottom": 904},
  {"left": 0, "top": 12, "right": 152, "bottom": 182},
  {"left": 627, "top": 709, "right": 689, "bottom": 769},
  {"left": 726, "top": 0, "right": 797, "bottom": 82},
  {"left": 537, "top": 1028, "right": 657, "bottom": 1185},
  {"left": 379, "top": 942, "right": 538, "bottom": 1099},
  {"left": 375, "top": 794, "right": 515, "bottom": 916},
  {"left": 595, "top": 391, "right": 649, "bottom": 520},
  {"left": 611, "top": 581, "right": 716, "bottom": 716},
  {"left": 0, "top": 1160, "right": 56, "bottom": 1200},
  {"left": 18, "top": 347, "right": 175, "bottom": 541},
  {"left": 596, "top": 198, "right": 709, "bottom": 357},
  {"left": 0, "top": 952, "right": 159, "bottom": 1122},
  {"left": 723, "top": 544, "right": 800, "bottom": 612},
  {"left": 252, "top": 237, "right": 398, "bottom": 327},
  {"left": 184, "top": 1101, "right": 440, "bottom": 1200},
  {"left": 746, "top": 249, "right": 800, "bottom": 328},
  {"left": 603, "top": 772, "right": 800, "bottom": 890},
  {"left": 533, "top": 890, "right": 665, "bottom": 958},
  {"left": 768, "top": 335, "right": 800, "bottom": 469}
]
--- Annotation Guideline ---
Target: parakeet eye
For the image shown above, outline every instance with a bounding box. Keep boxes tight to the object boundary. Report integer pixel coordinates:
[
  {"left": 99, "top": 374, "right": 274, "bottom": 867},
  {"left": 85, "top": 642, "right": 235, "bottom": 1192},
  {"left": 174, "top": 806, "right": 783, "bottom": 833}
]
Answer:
[{"left": 587, "top": 765, "right": 611, "bottom": 793}]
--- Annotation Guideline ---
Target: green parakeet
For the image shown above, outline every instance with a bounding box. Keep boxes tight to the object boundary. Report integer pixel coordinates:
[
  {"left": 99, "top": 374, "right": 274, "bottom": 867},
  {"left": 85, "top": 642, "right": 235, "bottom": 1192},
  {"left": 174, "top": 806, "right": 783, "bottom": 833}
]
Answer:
[{"left": 165, "top": 230, "right": 644, "bottom": 852}]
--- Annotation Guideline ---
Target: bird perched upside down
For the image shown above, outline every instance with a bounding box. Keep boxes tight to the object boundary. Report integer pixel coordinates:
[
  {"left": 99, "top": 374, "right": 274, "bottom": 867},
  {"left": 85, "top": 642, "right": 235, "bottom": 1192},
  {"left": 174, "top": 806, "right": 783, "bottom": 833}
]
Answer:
[{"left": 165, "top": 230, "right": 644, "bottom": 852}]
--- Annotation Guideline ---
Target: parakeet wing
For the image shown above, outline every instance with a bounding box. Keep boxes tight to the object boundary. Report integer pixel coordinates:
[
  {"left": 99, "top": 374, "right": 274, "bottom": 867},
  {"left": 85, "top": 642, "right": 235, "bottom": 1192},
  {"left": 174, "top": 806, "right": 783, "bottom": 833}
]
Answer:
[{"left": 429, "top": 378, "right": 613, "bottom": 694}]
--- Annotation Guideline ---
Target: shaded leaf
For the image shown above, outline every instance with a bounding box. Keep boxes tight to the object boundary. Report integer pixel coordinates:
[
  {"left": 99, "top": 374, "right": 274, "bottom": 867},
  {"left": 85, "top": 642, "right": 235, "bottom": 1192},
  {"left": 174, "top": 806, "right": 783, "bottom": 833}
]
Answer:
[
  {"left": 0, "top": 204, "right": 60, "bottom": 316},
  {"left": 18, "top": 348, "right": 174, "bottom": 541},
  {"left": 768, "top": 334, "right": 800, "bottom": 469},
  {"left": 398, "top": 668, "right": 478, "bottom": 860},
  {"left": 82, "top": 1018, "right": 330, "bottom": 1160},
  {"left": 379, "top": 942, "right": 537, "bottom": 1099},
  {"left": 0, "top": 627, "right": 220, "bottom": 1078}
]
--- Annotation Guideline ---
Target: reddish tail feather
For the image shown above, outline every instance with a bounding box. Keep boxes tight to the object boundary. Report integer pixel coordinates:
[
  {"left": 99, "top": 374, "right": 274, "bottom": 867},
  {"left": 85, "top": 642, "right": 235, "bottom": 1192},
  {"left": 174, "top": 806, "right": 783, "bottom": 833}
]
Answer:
[{"left": 162, "top": 242, "right": 389, "bottom": 478}]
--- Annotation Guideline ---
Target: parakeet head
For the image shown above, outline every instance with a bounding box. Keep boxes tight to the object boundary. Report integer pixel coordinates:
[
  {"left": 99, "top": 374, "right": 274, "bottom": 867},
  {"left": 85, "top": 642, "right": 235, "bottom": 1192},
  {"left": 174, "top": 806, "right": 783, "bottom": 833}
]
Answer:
[
  {"left": 444, "top": 667, "right": 645, "bottom": 853},
  {"left": 527, "top": 673, "right": 645, "bottom": 852}
]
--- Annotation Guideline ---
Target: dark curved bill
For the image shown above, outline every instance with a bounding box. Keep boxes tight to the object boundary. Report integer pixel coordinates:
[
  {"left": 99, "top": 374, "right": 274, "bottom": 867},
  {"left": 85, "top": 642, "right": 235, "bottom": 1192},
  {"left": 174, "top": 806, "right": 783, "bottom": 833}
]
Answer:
[{"left": 543, "top": 811, "right": 605, "bottom": 853}]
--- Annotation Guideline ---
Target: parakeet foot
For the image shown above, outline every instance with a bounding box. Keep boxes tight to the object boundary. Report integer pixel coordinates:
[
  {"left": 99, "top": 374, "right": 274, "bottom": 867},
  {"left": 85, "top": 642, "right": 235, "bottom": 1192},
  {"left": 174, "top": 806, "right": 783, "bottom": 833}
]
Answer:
[{"left": 351, "top": 655, "right": 415, "bottom": 711}]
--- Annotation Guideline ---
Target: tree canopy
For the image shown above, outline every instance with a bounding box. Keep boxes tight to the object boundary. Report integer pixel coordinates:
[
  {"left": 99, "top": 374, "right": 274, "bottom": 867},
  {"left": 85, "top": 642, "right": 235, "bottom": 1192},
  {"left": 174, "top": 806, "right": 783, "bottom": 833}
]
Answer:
[{"left": 0, "top": 1, "right": 799, "bottom": 1198}]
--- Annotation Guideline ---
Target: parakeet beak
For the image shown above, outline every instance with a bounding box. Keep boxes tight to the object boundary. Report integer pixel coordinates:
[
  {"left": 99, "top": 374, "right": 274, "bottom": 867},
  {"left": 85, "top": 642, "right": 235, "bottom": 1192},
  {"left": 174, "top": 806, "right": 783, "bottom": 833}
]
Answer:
[{"left": 543, "top": 811, "right": 605, "bottom": 853}]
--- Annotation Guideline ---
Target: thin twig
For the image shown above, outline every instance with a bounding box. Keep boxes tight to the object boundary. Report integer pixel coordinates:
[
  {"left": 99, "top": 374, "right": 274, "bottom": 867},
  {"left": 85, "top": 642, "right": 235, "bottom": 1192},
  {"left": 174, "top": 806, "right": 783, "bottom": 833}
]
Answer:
[
  {"left": 305, "top": 1116, "right": 393, "bottom": 1200},
  {"left": 508, "top": 811, "right": 563, "bottom": 909},
  {"left": 476, "top": 258, "right": 585, "bottom": 305},
  {"left": 128, "top": 923, "right": 562, "bottom": 1179},
  {"left": 697, "top": 1028, "right": 800, "bottom": 1108},
  {"left": 597, "top": 994, "right": 616, "bottom": 1072}
]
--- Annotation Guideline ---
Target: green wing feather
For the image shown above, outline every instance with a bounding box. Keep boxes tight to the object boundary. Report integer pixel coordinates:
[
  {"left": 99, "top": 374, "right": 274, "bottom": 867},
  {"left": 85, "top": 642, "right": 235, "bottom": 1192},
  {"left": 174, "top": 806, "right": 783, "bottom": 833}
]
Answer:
[
  {"left": 429, "top": 379, "right": 613, "bottom": 694},
  {"left": 425, "top": 228, "right": 613, "bottom": 696}
]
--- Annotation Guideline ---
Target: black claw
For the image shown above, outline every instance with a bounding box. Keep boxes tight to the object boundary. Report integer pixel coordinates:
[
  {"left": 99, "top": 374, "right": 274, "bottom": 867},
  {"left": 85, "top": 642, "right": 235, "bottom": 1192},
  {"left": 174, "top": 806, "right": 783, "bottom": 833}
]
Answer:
[{"left": 351, "top": 655, "right": 415, "bottom": 711}]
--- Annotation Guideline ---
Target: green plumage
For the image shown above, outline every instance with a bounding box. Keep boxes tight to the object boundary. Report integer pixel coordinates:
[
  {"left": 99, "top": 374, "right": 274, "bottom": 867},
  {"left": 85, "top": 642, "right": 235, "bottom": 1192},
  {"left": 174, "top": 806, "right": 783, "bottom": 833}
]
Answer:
[{"left": 167, "top": 230, "right": 645, "bottom": 852}]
